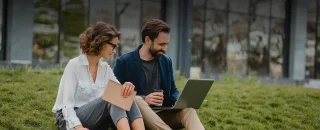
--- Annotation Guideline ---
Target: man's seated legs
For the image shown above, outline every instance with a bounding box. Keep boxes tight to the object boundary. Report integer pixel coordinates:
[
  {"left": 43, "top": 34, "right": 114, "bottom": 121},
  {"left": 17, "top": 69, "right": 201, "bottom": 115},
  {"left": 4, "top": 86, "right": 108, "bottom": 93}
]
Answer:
[
  {"left": 135, "top": 96, "right": 172, "bottom": 130},
  {"left": 135, "top": 96, "right": 205, "bottom": 130},
  {"left": 157, "top": 108, "right": 205, "bottom": 130}
]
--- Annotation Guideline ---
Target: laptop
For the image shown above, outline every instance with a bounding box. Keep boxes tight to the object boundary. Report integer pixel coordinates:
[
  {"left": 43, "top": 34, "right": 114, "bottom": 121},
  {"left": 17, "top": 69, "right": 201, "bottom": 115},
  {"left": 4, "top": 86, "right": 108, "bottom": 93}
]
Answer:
[{"left": 152, "top": 79, "right": 214, "bottom": 110}]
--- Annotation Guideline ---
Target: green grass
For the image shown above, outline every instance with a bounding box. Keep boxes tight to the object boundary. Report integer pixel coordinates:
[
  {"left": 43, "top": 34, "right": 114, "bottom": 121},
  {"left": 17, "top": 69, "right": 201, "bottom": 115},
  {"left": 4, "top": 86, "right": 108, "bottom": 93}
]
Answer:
[{"left": 0, "top": 67, "right": 320, "bottom": 130}]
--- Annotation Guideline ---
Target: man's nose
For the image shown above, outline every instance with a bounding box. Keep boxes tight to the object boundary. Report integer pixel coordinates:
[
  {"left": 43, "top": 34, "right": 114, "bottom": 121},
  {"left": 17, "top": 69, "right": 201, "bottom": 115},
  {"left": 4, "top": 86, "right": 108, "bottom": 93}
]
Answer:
[{"left": 163, "top": 45, "right": 168, "bottom": 52}]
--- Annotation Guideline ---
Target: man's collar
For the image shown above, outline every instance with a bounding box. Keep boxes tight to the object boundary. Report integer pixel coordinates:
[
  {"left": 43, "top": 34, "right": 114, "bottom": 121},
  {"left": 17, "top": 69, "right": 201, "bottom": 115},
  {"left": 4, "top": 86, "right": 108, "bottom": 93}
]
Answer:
[{"left": 133, "top": 44, "right": 143, "bottom": 61}]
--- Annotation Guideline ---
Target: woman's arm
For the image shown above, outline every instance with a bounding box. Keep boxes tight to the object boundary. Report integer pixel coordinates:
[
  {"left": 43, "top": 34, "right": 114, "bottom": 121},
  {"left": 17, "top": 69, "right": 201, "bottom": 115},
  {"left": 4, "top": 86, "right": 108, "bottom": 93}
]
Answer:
[{"left": 60, "top": 60, "right": 82, "bottom": 129}]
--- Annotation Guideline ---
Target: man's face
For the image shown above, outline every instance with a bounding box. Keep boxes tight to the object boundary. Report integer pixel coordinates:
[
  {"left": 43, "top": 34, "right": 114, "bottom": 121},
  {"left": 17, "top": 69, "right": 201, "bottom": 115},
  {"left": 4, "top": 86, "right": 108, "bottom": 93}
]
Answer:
[{"left": 148, "top": 32, "right": 170, "bottom": 59}]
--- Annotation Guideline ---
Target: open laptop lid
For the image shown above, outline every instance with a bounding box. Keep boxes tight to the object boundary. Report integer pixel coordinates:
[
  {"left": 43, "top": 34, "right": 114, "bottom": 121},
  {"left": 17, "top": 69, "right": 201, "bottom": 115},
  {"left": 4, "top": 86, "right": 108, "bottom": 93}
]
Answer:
[{"left": 174, "top": 79, "right": 214, "bottom": 109}]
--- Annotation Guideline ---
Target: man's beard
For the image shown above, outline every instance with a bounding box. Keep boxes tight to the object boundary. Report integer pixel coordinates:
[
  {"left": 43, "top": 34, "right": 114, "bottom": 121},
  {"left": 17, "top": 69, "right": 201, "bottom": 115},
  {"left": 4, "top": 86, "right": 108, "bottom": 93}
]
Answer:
[{"left": 149, "top": 43, "right": 165, "bottom": 59}]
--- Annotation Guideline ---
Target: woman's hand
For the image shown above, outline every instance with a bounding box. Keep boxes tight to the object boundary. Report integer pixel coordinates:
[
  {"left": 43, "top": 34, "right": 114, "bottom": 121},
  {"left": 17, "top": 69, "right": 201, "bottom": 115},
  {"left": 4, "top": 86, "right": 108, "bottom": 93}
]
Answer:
[
  {"left": 121, "top": 82, "right": 135, "bottom": 98},
  {"left": 75, "top": 125, "right": 89, "bottom": 130}
]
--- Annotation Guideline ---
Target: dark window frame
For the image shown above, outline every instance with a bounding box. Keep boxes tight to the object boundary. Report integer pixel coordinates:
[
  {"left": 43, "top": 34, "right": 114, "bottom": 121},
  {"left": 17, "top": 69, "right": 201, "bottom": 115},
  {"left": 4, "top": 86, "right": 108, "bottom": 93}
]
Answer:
[{"left": 0, "top": 0, "right": 8, "bottom": 61}]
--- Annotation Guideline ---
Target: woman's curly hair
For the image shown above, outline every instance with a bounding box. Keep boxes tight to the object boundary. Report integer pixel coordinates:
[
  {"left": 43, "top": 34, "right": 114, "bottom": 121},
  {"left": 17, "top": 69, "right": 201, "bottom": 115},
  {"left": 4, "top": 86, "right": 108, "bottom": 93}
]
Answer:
[{"left": 79, "top": 22, "right": 120, "bottom": 56}]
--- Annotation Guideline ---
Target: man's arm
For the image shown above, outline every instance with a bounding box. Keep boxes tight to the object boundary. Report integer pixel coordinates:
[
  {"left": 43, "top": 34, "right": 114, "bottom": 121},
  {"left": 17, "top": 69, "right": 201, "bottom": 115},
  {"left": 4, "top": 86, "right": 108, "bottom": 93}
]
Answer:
[
  {"left": 169, "top": 57, "right": 179, "bottom": 105},
  {"left": 113, "top": 57, "right": 147, "bottom": 100},
  {"left": 113, "top": 58, "right": 125, "bottom": 84}
]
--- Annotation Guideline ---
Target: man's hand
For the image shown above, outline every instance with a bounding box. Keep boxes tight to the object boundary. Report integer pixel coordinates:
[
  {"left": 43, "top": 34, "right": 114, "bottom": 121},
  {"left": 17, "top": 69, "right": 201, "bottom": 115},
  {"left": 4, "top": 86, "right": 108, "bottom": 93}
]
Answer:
[
  {"left": 145, "top": 92, "right": 164, "bottom": 105},
  {"left": 75, "top": 125, "right": 89, "bottom": 130},
  {"left": 121, "top": 82, "right": 135, "bottom": 98}
]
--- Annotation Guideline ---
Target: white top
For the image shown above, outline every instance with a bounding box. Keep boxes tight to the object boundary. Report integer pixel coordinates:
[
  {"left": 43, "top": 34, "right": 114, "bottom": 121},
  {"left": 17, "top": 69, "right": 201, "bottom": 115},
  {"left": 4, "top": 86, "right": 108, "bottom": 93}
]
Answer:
[{"left": 52, "top": 54, "right": 120, "bottom": 130}]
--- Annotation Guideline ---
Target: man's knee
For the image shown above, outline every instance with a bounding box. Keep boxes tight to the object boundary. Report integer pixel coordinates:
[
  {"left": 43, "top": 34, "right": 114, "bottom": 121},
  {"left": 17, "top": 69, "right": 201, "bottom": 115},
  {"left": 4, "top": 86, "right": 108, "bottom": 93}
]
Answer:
[
  {"left": 181, "top": 108, "right": 198, "bottom": 118},
  {"left": 183, "top": 108, "right": 197, "bottom": 114}
]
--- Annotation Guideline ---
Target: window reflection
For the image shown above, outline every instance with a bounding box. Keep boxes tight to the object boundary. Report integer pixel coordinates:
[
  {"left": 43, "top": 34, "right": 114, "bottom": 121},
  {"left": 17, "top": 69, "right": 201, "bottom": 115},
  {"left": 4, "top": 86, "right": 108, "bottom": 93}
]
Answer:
[
  {"left": 33, "top": 0, "right": 59, "bottom": 63},
  {"left": 248, "top": 16, "right": 269, "bottom": 75},
  {"left": 314, "top": 0, "right": 320, "bottom": 79},
  {"left": 229, "top": 0, "right": 249, "bottom": 14},
  {"left": 0, "top": 0, "right": 3, "bottom": 60},
  {"left": 269, "top": 19, "right": 284, "bottom": 77},
  {"left": 142, "top": 0, "right": 161, "bottom": 25},
  {"left": 306, "top": 22, "right": 316, "bottom": 78},
  {"left": 192, "top": 7, "right": 204, "bottom": 67},
  {"left": 306, "top": 0, "right": 317, "bottom": 78},
  {"left": 90, "top": 0, "right": 115, "bottom": 25},
  {"left": 204, "top": 10, "right": 227, "bottom": 72},
  {"left": 193, "top": 0, "right": 205, "bottom": 7},
  {"left": 192, "top": 0, "right": 287, "bottom": 77},
  {"left": 208, "top": 0, "right": 227, "bottom": 11},
  {"left": 117, "top": 0, "right": 141, "bottom": 55},
  {"left": 227, "top": 13, "right": 249, "bottom": 75},
  {"left": 60, "top": 0, "right": 88, "bottom": 63},
  {"left": 251, "top": 0, "right": 270, "bottom": 17},
  {"left": 271, "top": 0, "right": 286, "bottom": 19},
  {"left": 308, "top": 0, "right": 317, "bottom": 23},
  {"left": 316, "top": 24, "right": 320, "bottom": 78}
]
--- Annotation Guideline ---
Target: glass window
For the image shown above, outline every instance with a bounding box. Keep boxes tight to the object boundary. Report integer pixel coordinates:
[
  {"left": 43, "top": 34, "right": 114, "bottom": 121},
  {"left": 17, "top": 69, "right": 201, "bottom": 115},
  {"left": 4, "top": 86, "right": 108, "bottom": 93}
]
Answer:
[
  {"left": 308, "top": 0, "right": 317, "bottom": 23},
  {"left": 193, "top": 0, "right": 205, "bottom": 7},
  {"left": 306, "top": 22, "right": 316, "bottom": 78},
  {"left": 316, "top": 24, "right": 320, "bottom": 78},
  {"left": 271, "top": 0, "right": 286, "bottom": 19},
  {"left": 208, "top": 0, "right": 228, "bottom": 10},
  {"left": 248, "top": 16, "right": 270, "bottom": 75},
  {"left": 306, "top": 0, "right": 319, "bottom": 79},
  {"left": 60, "top": 0, "right": 88, "bottom": 64},
  {"left": 89, "top": 0, "right": 115, "bottom": 25},
  {"left": 229, "top": 0, "right": 250, "bottom": 14},
  {"left": 251, "top": 0, "right": 271, "bottom": 17},
  {"left": 315, "top": 1, "right": 320, "bottom": 79},
  {"left": 227, "top": 13, "right": 249, "bottom": 75},
  {"left": 33, "top": 0, "right": 59, "bottom": 63},
  {"left": 192, "top": 0, "right": 287, "bottom": 77},
  {"left": 306, "top": 0, "right": 317, "bottom": 78},
  {"left": 191, "top": 7, "right": 204, "bottom": 67},
  {"left": 0, "top": 0, "right": 3, "bottom": 60},
  {"left": 269, "top": 19, "right": 284, "bottom": 77},
  {"left": 117, "top": 0, "right": 141, "bottom": 55},
  {"left": 203, "top": 10, "right": 227, "bottom": 72},
  {"left": 142, "top": 0, "right": 161, "bottom": 26}
]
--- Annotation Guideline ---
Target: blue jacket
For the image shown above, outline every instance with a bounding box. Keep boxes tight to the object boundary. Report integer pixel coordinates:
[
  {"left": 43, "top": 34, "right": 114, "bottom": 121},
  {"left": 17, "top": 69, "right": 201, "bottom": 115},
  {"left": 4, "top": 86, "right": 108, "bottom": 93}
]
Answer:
[{"left": 113, "top": 45, "right": 180, "bottom": 107}]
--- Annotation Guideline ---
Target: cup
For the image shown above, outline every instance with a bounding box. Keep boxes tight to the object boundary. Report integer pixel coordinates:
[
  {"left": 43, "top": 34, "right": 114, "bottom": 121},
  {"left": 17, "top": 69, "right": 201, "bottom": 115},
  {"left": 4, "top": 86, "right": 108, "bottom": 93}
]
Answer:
[{"left": 153, "top": 89, "right": 163, "bottom": 106}]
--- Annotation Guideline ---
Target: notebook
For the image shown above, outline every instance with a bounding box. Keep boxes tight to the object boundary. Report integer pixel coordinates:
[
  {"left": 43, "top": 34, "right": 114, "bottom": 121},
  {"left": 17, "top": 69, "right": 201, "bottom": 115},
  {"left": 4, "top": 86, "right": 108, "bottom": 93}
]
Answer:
[{"left": 102, "top": 80, "right": 137, "bottom": 111}]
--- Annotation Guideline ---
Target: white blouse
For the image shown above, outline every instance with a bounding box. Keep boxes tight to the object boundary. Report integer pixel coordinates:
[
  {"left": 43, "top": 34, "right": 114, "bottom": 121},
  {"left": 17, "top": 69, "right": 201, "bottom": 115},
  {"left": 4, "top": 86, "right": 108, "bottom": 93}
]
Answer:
[{"left": 52, "top": 54, "right": 120, "bottom": 130}]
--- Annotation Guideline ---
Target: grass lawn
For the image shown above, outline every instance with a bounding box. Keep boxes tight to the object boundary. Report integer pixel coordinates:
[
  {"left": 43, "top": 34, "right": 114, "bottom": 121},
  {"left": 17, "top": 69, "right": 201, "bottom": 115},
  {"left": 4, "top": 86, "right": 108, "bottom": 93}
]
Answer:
[{"left": 0, "top": 67, "right": 320, "bottom": 130}]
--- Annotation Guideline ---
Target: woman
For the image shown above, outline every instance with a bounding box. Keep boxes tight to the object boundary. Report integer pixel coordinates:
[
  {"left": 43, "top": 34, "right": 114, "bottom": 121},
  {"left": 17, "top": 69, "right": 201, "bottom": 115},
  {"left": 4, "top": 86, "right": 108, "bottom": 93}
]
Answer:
[{"left": 52, "top": 22, "right": 145, "bottom": 130}]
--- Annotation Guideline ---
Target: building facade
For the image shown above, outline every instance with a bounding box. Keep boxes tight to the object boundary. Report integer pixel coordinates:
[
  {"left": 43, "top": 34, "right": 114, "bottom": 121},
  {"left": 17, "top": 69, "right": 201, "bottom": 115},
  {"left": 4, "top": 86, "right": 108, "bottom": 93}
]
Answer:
[{"left": 0, "top": 0, "right": 318, "bottom": 81}]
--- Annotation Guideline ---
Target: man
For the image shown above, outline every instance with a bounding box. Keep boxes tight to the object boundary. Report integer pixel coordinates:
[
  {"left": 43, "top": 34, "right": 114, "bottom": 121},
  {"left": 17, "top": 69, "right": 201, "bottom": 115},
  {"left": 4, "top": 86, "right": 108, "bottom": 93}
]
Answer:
[{"left": 113, "top": 19, "right": 205, "bottom": 130}]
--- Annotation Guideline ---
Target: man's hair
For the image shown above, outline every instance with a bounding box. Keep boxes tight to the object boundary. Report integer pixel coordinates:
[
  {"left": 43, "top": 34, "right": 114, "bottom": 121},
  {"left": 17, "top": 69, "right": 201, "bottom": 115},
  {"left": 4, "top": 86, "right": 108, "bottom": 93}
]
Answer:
[
  {"left": 79, "top": 22, "right": 120, "bottom": 56},
  {"left": 141, "top": 19, "right": 170, "bottom": 43}
]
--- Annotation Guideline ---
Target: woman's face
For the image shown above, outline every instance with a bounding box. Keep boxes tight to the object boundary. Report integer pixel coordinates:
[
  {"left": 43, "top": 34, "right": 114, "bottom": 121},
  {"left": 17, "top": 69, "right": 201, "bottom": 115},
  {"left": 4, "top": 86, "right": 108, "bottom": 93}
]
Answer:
[{"left": 100, "top": 37, "right": 120, "bottom": 60}]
